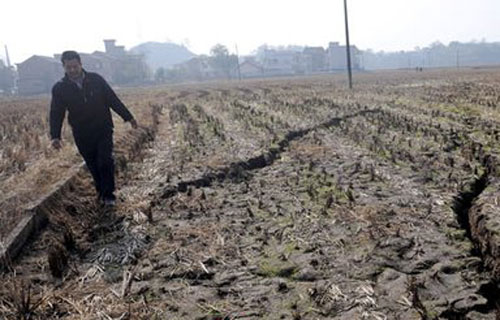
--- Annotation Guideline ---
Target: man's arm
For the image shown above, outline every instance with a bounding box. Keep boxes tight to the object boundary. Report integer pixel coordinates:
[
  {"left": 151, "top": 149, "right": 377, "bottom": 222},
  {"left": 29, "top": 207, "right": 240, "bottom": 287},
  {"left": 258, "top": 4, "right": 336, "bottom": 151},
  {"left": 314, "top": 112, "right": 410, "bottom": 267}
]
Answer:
[
  {"left": 101, "top": 77, "right": 135, "bottom": 123},
  {"left": 49, "top": 85, "right": 66, "bottom": 142}
]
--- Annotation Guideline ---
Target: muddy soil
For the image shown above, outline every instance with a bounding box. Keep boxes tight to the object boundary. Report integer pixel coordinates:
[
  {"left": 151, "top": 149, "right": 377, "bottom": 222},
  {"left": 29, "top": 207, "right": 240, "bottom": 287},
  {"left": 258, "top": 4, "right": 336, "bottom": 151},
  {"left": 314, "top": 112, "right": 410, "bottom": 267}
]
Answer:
[{"left": 2, "top": 71, "right": 500, "bottom": 319}]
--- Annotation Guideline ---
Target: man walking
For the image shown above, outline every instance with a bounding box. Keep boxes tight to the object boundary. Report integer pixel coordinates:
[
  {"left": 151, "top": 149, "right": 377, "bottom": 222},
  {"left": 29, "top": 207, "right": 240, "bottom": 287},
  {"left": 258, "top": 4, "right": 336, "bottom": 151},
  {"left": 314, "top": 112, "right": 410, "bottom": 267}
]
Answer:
[{"left": 50, "top": 51, "right": 138, "bottom": 206}]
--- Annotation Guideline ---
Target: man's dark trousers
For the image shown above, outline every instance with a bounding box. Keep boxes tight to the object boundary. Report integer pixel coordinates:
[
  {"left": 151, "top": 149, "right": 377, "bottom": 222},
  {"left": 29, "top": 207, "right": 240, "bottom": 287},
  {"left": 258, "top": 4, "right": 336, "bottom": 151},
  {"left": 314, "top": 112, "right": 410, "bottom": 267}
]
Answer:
[{"left": 74, "top": 128, "right": 115, "bottom": 201}]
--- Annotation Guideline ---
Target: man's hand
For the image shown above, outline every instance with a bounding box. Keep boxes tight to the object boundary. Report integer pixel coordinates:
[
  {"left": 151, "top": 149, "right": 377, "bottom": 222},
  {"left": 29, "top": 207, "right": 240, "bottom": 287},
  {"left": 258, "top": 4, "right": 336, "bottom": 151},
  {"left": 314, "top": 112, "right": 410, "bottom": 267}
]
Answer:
[
  {"left": 51, "top": 139, "right": 62, "bottom": 150},
  {"left": 129, "top": 119, "right": 138, "bottom": 129}
]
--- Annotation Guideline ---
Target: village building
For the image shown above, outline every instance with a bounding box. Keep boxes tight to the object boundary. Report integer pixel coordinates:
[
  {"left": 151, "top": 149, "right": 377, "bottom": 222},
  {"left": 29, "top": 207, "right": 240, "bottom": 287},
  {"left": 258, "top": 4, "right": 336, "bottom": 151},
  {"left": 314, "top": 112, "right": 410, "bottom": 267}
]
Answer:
[
  {"left": 303, "top": 47, "right": 327, "bottom": 73},
  {"left": 239, "top": 60, "right": 264, "bottom": 78},
  {"left": 175, "top": 56, "right": 217, "bottom": 81},
  {"left": 16, "top": 55, "right": 62, "bottom": 95},
  {"left": 171, "top": 53, "right": 243, "bottom": 82},
  {"left": 103, "top": 39, "right": 127, "bottom": 57},
  {"left": 170, "top": 41, "right": 364, "bottom": 82},
  {"left": 52, "top": 52, "right": 115, "bottom": 82},
  {"left": 261, "top": 49, "right": 301, "bottom": 76},
  {"left": 100, "top": 39, "right": 150, "bottom": 84},
  {"left": 326, "top": 42, "right": 362, "bottom": 71},
  {"left": 112, "top": 53, "right": 150, "bottom": 84},
  {"left": 88, "top": 51, "right": 119, "bottom": 82},
  {"left": 17, "top": 40, "right": 149, "bottom": 95}
]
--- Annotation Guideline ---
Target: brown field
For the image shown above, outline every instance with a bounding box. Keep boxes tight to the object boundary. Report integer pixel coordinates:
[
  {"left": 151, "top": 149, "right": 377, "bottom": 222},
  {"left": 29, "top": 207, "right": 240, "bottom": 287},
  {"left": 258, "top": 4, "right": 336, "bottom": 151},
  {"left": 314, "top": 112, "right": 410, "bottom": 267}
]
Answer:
[
  {"left": 0, "top": 89, "right": 164, "bottom": 241},
  {"left": 1, "top": 68, "right": 500, "bottom": 319}
]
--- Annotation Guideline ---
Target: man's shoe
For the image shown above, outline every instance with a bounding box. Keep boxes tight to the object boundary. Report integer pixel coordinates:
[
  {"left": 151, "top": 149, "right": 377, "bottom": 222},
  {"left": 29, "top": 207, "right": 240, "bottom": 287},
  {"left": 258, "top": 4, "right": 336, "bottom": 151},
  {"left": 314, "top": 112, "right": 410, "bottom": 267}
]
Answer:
[{"left": 103, "top": 198, "right": 116, "bottom": 207}]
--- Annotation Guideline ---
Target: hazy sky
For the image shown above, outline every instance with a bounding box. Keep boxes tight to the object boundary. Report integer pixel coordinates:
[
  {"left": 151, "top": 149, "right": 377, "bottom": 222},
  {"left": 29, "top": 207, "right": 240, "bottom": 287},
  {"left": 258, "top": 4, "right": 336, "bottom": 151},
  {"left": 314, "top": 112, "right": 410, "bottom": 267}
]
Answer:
[{"left": 1, "top": 0, "right": 499, "bottom": 64}]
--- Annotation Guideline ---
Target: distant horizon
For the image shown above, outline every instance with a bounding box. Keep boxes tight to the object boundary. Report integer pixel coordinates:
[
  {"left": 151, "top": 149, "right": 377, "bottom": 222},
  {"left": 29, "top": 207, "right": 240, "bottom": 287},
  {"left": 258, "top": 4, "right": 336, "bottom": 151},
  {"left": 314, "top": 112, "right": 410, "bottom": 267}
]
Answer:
[
  {"left": 2, "top": 0, "right": 499, "bottom": 66},
  {"left": 2, "top": 38, "right": 500, "bottom": 66}
]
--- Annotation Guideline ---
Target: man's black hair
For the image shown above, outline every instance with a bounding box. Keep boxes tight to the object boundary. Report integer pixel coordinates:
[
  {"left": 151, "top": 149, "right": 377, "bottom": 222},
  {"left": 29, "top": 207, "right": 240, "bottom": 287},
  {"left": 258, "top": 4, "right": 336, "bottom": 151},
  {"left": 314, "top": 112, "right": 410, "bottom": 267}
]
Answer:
[{"left": 61, "top": 51, "right": 81, "bottom": 64}]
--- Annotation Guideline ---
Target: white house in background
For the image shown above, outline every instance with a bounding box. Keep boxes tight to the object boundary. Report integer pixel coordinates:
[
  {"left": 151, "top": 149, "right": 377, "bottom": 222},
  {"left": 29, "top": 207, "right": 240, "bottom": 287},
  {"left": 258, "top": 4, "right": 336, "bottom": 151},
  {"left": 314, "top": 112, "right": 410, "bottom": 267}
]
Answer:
[
  {"left": 303, "top": 46, "right": 327, "bottom": 73},
  {"left": 261, "top": 49, "right": 301, "bottom": 76},
  {"left": 327, "top": 42, "right": 363, "bottom": 71}
]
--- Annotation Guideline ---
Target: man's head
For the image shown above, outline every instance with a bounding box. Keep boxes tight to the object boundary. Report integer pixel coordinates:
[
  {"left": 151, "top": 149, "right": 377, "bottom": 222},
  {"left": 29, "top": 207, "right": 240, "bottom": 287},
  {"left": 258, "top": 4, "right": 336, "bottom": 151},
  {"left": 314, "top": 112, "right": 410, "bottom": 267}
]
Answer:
[{"left": 61, "top": 51, "right": 83, "bottom": 80}]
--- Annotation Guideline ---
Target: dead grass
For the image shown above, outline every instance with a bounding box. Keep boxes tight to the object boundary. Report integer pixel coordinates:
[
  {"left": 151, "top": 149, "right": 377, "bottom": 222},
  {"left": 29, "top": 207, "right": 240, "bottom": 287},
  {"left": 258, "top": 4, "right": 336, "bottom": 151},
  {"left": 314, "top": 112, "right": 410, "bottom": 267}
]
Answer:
[
  {"left": 3, "top": 69, "right": 500, "bottom": 318},
  {"left": 0, "top": 90, "right": 168, "bottom": 241}
]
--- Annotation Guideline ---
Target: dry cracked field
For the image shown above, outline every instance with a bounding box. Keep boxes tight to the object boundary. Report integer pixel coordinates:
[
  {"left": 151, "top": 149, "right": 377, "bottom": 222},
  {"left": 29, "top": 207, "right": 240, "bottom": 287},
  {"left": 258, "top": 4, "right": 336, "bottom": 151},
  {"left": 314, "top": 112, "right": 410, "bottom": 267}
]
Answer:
[{"left": 2, "top": 69, "right": 500, "bottom": 319}]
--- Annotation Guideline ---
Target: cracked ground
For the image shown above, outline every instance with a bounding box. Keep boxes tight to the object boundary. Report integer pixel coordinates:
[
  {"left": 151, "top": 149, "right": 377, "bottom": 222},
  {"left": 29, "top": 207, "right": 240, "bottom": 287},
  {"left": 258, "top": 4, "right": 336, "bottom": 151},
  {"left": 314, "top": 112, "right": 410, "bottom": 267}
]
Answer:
[{"left": 2, "top": 70, "right": 500, "bottom": 319}]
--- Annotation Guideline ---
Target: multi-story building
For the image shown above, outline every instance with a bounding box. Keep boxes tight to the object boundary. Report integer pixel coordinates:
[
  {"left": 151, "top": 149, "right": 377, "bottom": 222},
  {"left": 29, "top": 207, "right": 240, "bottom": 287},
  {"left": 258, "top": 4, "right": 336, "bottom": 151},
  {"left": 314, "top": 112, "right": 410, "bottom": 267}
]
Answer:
[
  {"left": 326, "top": 42, "right": 362, "bottom": 71},
  {"left": 303, "top": 47, "right": 327, "bottom": 73}
]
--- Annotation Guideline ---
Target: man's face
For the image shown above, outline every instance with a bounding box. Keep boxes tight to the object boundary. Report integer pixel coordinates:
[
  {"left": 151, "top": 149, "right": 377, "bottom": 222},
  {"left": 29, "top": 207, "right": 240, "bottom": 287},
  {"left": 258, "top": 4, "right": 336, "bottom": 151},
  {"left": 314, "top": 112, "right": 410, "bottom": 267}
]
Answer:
[{"left": 63, "top": 59, "right": 83, "bottom": 79}]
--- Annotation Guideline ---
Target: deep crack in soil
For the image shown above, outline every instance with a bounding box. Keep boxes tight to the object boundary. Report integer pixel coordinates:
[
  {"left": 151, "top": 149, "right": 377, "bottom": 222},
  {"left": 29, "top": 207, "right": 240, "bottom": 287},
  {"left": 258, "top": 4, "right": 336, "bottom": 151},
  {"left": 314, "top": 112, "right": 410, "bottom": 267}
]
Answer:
[
  {"left": 3, "top": 73, "right": 500, "bottom": 319},
  {"left": 159, "top": 109, "right": 380, "bottom": 201}
]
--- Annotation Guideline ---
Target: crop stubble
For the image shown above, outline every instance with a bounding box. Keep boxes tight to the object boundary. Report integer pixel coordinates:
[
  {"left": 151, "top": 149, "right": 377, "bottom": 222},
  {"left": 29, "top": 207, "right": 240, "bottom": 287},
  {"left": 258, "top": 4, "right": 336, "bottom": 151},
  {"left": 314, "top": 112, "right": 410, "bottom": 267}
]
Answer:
[{"left": 1, "top": 69, "right": 500, "bottom": 319}]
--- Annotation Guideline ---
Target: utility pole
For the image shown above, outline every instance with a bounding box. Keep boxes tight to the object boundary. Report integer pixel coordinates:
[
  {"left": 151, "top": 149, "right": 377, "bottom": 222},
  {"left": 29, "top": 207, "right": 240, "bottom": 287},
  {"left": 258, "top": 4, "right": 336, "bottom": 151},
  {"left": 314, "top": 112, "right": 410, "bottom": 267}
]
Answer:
[
  {"left": 344, "top": 0, "right": 353, "bottom": 89},
  {"left": 235, "top": 44, "right": 242, "bottom": 81},
  {"left": 4, "top": 45, "right": 11, "bottom": 68}
]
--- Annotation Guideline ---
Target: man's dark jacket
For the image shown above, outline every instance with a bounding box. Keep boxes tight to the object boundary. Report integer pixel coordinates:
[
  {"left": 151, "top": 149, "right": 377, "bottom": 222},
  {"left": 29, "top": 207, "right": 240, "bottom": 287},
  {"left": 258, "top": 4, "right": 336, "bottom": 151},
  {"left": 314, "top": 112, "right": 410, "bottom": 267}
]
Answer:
[{"left": 50, "top": 71, "right": 133, "bottom": 139}]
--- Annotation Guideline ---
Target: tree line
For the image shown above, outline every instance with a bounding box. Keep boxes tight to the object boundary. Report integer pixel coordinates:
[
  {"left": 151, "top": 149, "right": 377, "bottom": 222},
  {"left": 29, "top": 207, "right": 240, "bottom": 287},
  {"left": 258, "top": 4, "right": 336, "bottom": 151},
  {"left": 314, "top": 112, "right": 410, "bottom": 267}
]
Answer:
[{"left": 362, "top": 41, "right": 500, "bottom": 70}]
